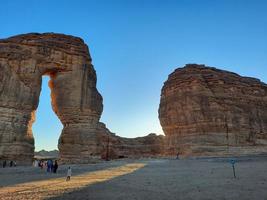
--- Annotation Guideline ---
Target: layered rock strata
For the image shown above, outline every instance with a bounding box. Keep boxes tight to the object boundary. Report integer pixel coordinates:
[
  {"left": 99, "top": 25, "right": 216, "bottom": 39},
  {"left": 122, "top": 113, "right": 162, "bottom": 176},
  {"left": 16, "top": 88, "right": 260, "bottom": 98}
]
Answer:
[
  {"left": 96, "top": 124, "right": 165, "bottom": 160},
  {"left": 59, "top": 122, "right": 165, "bottom": 163},
  {"left": 159, "top": 64, "right": 267, "bottom": 156},
  {"left": 0, "top": 33, "right": 164, "bottom": 164},
  {"left": 0, "top": 33, "right": 103, "bottom": 164}
]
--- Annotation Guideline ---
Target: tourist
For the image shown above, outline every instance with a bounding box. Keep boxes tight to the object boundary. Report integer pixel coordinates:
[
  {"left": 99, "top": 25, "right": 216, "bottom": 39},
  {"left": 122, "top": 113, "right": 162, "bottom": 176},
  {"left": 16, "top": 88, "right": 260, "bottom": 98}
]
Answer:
[
  {"left": 2, "top": 160, "right": 7, "bottom": 168},
  {"left": 33, "top": 160, "right": 38, "bottom": 167},
  {"left": 53, "top": 160, "right": 58, "bottom": 173},
  {"left": 50, "top": 159, "right": 53, "bottom": 172},
  {"left": 51, "top": 160, "right": 54, "bottom": 172},
  {"left": 50, "top": 159, "right": 54, "bottom": 172},
  {"left": 47, "top": 160, "right": 53, "bottom": 172},
  {"left": 40, "top": 161, "right": 44, "bottom": 169},
  {"left": 38, "top": 160, "right": 42, "bottom": 168},
  {"left": 9, "top": 160, "right": 13, "bottom": 167},
  {"left": 14, "top": 161, "right": 16, "bottom": 167},
  {"left": 66, "top": 166, "right": 72, "bottom": 181},
  {"left": 46, "top": 161, "right": 49, "bottom": 172},
  {"left": 176, "top": 152, "right": 180, "bottom": 160}
]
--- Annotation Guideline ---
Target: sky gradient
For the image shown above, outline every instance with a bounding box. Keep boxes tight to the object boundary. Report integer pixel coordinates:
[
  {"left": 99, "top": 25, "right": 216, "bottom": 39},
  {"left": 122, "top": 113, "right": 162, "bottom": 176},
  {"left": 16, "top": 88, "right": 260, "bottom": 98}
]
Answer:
[{"left": 1, "top": 0, "right": 267, "bottom": 151}]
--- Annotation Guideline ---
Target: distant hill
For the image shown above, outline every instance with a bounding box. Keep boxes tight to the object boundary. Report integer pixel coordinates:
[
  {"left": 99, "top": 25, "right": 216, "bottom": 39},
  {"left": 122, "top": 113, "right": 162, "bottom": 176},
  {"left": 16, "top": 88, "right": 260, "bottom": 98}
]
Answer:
[{"left": 34, "top": 150, "right": 59, "bottom": 159}]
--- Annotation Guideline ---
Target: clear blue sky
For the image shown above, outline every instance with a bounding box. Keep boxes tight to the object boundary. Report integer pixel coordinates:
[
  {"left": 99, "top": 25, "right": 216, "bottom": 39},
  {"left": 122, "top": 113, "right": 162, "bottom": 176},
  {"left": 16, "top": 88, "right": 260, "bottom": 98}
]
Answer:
[{"left": 1, "top": 0, "right": 266, "bottom": 151}]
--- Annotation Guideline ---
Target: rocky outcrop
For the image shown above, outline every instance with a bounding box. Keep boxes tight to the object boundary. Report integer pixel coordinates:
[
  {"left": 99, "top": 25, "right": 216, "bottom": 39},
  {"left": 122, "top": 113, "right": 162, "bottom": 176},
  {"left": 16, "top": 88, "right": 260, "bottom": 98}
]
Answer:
[
  {"left": 59, "top": 121, "right": 165, "bottom": 163},
  {"left": 35, "top": 150, "right": 59, "bottom": 159},
  {"left": 0, "top": 33, "right": 164, "bottom": 164},
  {"left": 0, "top": 33, "right": 103, "bottom": 164},
  {"left": 159, "top": 64, "right": 267, "bottom": 156},
  {"left": 110, "top": 133, "right": 165, "bottom": 158},
  {"left": 96, "top": 128, "right": 165, "bottom": 160}
]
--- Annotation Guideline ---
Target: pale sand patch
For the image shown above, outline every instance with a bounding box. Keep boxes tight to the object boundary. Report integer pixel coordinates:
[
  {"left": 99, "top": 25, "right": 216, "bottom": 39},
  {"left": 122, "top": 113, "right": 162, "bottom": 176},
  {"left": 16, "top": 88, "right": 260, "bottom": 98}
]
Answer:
[{"left": 0, "top": 163, "right": 146, "bottom": 200}]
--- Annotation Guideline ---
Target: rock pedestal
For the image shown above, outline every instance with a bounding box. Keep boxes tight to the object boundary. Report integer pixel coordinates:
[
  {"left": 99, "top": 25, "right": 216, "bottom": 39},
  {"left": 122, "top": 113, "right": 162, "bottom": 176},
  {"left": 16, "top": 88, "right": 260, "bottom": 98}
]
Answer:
[{"left": 159, "top": 64, "right": 267, "bottom": 156}]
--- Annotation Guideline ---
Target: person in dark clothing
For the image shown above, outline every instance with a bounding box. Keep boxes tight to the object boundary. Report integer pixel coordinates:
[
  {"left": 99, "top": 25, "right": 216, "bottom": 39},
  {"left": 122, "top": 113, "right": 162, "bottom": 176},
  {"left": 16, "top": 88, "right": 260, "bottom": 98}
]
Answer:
[
  {"left": 176, "top": 152, "right": 180, "bottom": 160},
  {"left": 9, "top": 160, "right": 13, "bottom": 167},
  {"left": 51, "top": 161, "right": 54, "bottom": 172},
  {"left": 53, "top": 160, "right": 58, "bottom": 173},
  {"left": 3, "top": 160, "right": 7, "bottom": 168},
  {"left": 47, "top": 159, "right": 53, "bottom": 172}
]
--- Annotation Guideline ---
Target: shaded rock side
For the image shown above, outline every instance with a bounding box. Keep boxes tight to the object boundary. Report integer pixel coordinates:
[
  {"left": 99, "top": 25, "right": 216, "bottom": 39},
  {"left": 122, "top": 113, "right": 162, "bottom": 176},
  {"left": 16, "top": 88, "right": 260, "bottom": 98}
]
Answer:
[
  {"left": 0, "top": 33, "right": 103, "bottom": 164},
  {"left": 59, "top": 122, "right": 165, "bottom": 164},
  {"left": 159, "top": 64, "right": 267, "bottom": 156},
  {"left": 96, "top": 125, "right": 165, "bottom": 160}
]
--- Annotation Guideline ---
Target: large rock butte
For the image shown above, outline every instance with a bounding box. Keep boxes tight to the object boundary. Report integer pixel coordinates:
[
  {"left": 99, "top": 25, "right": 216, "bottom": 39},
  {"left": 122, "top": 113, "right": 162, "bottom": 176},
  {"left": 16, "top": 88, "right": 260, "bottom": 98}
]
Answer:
[
  {"left": 0, "top": 33, "right": 163, "bottom": 164},
  {"left": 159, "top": 64, "right": 267, "bottom": 156}
]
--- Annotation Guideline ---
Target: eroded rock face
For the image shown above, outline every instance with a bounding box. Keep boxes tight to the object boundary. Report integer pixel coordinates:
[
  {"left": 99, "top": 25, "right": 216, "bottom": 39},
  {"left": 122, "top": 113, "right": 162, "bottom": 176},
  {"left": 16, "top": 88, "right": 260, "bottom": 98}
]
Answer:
[
  {"left": 96, "top": 129, "right": 165, "bottom": 160},
  {"left": 159, "top": 64, "right": 267, "bottom": 156},
  {"left": 59, "top": 122, "right": 165, "bottom": 163},
  {"left": 0, "top": 33, "right": 164, "bottom": 164},
  {"left": 0, "top": 33, "right": 103, "bottom": 164}
]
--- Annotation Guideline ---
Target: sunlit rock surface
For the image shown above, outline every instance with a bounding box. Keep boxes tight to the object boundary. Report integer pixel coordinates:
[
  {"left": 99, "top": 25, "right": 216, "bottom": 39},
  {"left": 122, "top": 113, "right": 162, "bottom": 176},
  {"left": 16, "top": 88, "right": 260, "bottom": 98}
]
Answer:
[
  {"left": 0, "top": 33, "right": 103, "bottom": 164},
  {"left": 159, "top": 64, "right": 267, "bottom": 156},
  {"left": 0, "top": 33, "right": 164, "bottom": 164}
]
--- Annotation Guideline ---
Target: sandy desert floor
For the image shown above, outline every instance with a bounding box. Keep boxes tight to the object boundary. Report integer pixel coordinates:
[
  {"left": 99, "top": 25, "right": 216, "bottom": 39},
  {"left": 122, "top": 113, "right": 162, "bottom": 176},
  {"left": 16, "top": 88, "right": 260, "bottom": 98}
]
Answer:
[{"left": 0, "top": 156, "right": 266, "bottom": 200}]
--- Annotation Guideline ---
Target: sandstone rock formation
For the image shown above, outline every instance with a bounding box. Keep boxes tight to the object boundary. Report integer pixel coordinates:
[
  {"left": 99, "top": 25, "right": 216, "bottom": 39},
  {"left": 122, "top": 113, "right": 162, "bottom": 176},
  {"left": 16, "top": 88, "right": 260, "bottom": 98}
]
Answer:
[
  {"left": 110, "top": 133, "right": 165, "bottom": 158},
  {"left": 59, "top": 122, "right": 165, "bottom": 164},
  {"left": 95, "top": 126, "right": 165, "bottom": 160},
  {"left": 159, "top": 64, "right": 267, "bottom": 156},
  {"left": 35, "top": 150, "right": 59, "bottom": 159},
  {"left": 0, "top": 33, "right": 164, "bottom": 164},
  {"left": 0, "top": 33, "right": 103, "bottom": 164}
]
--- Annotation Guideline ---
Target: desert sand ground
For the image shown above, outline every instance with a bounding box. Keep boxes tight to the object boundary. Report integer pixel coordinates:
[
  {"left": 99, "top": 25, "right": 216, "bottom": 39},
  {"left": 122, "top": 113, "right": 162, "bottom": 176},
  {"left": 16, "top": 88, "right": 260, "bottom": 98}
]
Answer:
[{"left": 0, "top": 156, "right": 266, "bottom": 200}]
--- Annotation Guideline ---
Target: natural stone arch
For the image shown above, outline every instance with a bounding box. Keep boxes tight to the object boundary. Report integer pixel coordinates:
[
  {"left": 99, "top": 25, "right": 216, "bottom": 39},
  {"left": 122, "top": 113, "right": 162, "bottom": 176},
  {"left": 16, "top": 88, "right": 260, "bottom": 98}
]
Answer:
[
  {"left": 0, "top": 33, "right": 103, "bottom": 164},
  {"left": 0, "top": 33, "right": 165, "bottom": 164}
]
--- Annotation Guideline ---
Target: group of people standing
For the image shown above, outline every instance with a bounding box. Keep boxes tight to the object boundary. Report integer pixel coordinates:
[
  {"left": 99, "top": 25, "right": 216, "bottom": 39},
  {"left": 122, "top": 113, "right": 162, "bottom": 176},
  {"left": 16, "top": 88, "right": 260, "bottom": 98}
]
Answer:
[
  {"left": 33, "top": 159, "right": 72, "bottom": 181},
  {"left": 46, "top": 159, "right": 58, "bottom": 173},
  {"left": 33, "top": 159, "right": 58, "bottom": 173},
  {"left": 3, "top": 159, "right": 71, "bottom": 181},
  {"left": 2, "top": 160, "right": 16, "bottom": 168}
]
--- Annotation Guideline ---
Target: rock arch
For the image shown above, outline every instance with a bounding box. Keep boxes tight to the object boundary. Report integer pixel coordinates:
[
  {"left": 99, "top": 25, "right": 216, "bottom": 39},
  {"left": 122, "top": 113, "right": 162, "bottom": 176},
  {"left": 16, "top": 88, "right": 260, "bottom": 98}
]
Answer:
[{"left": 0, "top": 33, "right": 103, "bottom": 164}]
